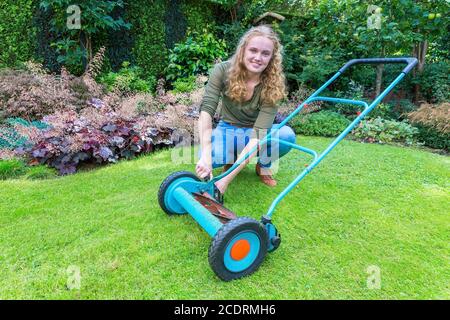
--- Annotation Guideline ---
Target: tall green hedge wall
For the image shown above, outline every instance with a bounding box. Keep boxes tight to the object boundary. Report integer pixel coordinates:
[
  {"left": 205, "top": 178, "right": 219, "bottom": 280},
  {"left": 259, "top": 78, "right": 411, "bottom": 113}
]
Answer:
[
  {"left": 0, "top": 0, "right": 36, "bottom": 67},
  {"left": 0, "top": 0, "right": 217, "bottom": 78}
]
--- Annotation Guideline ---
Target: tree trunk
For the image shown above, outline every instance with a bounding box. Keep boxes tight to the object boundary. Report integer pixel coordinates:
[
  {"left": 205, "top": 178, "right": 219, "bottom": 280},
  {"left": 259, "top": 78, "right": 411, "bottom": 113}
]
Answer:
[
  {"left": 375, "top": 63, "right": 384, "bottom": 97},
  {"left": 375, "top": 47, "right": 385, "bottom": 97},
  {"left": 413, "top": 40, "right": 428, "bottom": 102}
]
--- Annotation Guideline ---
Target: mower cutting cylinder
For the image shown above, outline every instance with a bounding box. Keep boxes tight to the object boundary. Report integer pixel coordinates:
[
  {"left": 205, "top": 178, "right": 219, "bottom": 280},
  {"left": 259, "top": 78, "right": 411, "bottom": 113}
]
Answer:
[{"left": 172, "top": 186, "right": 223, "bottom": 237}]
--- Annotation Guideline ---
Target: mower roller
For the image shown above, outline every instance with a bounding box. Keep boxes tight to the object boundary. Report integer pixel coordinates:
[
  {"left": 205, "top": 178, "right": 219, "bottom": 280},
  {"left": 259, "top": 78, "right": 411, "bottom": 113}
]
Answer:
[{"left": 158, "top": 58, "right": 418, "bottom": 281}]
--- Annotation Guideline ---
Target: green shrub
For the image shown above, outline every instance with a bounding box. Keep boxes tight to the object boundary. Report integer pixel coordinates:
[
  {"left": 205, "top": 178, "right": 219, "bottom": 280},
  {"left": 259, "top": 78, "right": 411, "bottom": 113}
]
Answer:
[
  {"left": 98, "top": 62, "right": 156, "bottom": 93},
  {"left": 352, "top": 117, "right": 418, "bottom": 145},
  {"left": 290, "top": 111, "right": 351, "bottom": 137},
  {"left": 181, "top": 0, "right": 216, "bottom": 35},
  {"left": 171, "top": 76, "right": 197, "bottom": 93},
  {"left": 0, "top": 158, "right": 57, "bottom": 180},
  {"left": 414, "top": 125, "right": 449, "bottom": 151},
  {"left": 0, "top": 118, "right": 48, "bottom": 150},
  {"left": 387, "top": 99, "right": 419, "bottom": 121},
  {"left": 414, "top": 61, "right": 450, "bottom": 103},
  {"left": 331, "top": 80, "right": 365, "bottom": 117},
  {"left": 367, "top": 103, "right": 394, "bottom": 120},
  {"left": 165, "top": 30, "right": 227, "bottom": 82},
  {"left": 407, "top": 102, "right": 449, "bottom": 151},
  {"left": 0, "top": 159, "right": 27, "bottom": 180},
  {"left": 129, "top": 0, "right": 167, "bottom": 79},
  {"left": 25, "top": 165, "right": 57, "bottom": 180},
  {"left": 0, "top": 0, "right": 36, "bottom": 67},
  {"left": 0, "top": 127, "right": 28, "bottom": 150}
]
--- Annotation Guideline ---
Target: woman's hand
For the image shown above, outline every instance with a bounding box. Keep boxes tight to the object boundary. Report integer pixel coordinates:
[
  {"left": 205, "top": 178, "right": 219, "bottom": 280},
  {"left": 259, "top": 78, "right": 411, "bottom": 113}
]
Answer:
[{"left": 196, "top": 155, "right": 212, "bottom": 179}]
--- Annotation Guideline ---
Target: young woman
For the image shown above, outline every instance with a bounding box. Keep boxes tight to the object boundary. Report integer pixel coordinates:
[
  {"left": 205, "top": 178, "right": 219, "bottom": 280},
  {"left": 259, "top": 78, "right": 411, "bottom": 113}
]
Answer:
[{"left": 196, "top": 25, "right": 296, "bottom": 198}]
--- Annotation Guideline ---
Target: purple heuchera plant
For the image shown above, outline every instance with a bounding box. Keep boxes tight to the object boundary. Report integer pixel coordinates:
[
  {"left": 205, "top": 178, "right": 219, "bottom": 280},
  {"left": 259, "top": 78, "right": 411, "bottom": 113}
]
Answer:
[{"left": 24, "top": 108, "right": 175, "bottom": 174}]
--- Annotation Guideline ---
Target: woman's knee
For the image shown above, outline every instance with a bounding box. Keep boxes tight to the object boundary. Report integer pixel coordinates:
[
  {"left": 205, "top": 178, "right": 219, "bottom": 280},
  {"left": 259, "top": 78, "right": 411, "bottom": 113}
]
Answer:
[{"left": 278, "top": 125, "right": 296, "bottom": 143}]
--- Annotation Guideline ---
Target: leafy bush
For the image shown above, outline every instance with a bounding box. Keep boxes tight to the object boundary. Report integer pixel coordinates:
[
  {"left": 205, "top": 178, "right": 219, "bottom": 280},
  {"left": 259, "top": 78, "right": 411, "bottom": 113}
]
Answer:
[
  {"left": 23, "top": 107, "right": 175, "bottom": 175},
  {"left": 171, "top": 76, "right": 197, "bottom": 93},
  {"left": 0, "top": 159, "right": 27, "bottom": 180},
  {"left": 414, "top": 125, "right": 449, "bottom": 151},
  {"left": 0, "top": 118, "right": 48, "bottom": 150},
  {"left": 39, "top": 0, "right": 131, "bottom": 75},
  {"left": 0, "top": 158, "right": 57, "bottom": 180},
  {"left": 330, "top": 80, "right": 365, "bottom": 117},
  {"left": 408, "top": 102, "right": 449, "bottom": 134},
  {"left": 352, "top": 117, "right": 418, "bottom": 145},
  {"left": 0, "top": 127, "right": 29, "bottom": 150},
  {"left": 289, "top": 111, "right": 350, "bottom": 137},
  {"left": 25, "top": 164, "right": 57, "bottom": 180},
  {"left": 407, "top": 102, "right": 449, "bottom": 151},
  {"left": 0, "top": 62, "right": 104, "bottom": 120},
  {"left": 98, "top": 61, "right": 156, "bottom": 94},
  {"left": 367, "top": 103, "right": 394, "bottom": 120},
  {"left": 413, "top": 62, "right": 450, "bottom": 103},
  {"left": 165, "top": 30, "right": 227, "bottom": 82},
  {"left": 387, "top": 99, "right": 418, "bottom": 121},
  {"left": 216, "top": 22, "right": 247, "bottom": 57},
  {"left": 0, "top": 0, "right": 36, "bottom": 68},
  {"left": 275, "top": 85, "right": 323, "bottom": 123},
  {"left": 129, "top": 0, "right": 167, "bottom": 79}
]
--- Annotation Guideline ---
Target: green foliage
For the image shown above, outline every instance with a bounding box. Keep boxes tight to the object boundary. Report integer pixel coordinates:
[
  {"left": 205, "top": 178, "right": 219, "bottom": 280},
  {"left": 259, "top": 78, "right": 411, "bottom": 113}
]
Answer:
[
  {"left": 414, "top": 125, "right": 449, "bottom": 151},
  {"left": 276, "top": 0, "right": 449, "bottom": 98},
  {"left": 0, "top": 159, "right": 27, "bottom": 180},
  {"left": 216, "top": 22, "right": 247, "bottom": 56},
  {"left": 171, "top": 76, "right": 197, "bottom": 93},
  {"left": 39, "top": 0, "right": 131, "bottom": 74},
  {"left": 330, "top": 80, "right": 365, "bottom": 117},
  {"left": 0, "top": 159, "right": 56, "bottom": 180},
  {"left": 104, "top": 3, "right": 134, "bottom": 72},
  {"left": 165, "top": 30, "right": 227, "bottom": 82},
  {"left": 289, "top": 111, "right": 351, "bottom": 137},
  {"left": 34, "top": 5, "right": 62, "bottom": 73},
  {"left": 25, "top": 165, "right": 58, "bottom": 180},
  {"left": 165, "top": 0, "right": 187, "bottom": 50},
  {"left": 0, "top": 118, "right": 48, "bottom": 150},
  {"left": 388, "top": 99, "right": 418, "bottom": 120},
  {"left": 368, "top": 103, "right": 394, "bottom": 120},
  {"left": 129, "top": 0, "right": 167, "bottom": 79},
  {"left": 278, "top": 11, "right": 350, "bottom": 89},
  {"left": 352, "top": 117, "right": 418, "bottom": 145},
  {"left": 0, "top": 0, "right": 36, "bottom": 67},
  {"left": 0, "top": 127, "right": 28, "bottom": 150},
  {"left": 98, "top": 62, "right": 156, "bottom": 93},
  {"left": 413, "top": 61, "right": 450, "bottom": 103},
  {"left": 181, "top": 0, "right": 216, "bottom": 35}
]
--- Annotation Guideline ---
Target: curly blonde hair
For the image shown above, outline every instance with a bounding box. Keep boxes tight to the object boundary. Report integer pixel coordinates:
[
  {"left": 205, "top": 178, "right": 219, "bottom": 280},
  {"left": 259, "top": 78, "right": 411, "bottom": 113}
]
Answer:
[{"left": 226, "top": 25, "right": 286, "bottom": 106}]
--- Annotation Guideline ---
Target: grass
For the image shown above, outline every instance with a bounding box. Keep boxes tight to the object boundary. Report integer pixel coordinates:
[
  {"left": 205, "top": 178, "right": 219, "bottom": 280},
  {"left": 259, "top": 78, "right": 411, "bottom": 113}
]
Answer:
[
  {"left": 0, "top": 159, "right": 57, "bottom": 180},
  {"left": 0, "top": 136, "right": 449, "bottom": 299}
]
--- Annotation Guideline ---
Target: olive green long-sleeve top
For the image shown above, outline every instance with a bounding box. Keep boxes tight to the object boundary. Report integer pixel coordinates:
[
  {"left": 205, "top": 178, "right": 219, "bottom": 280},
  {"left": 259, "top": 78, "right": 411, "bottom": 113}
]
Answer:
[{"left": 199, "top": 61, "right": 278, "bottom": 136}]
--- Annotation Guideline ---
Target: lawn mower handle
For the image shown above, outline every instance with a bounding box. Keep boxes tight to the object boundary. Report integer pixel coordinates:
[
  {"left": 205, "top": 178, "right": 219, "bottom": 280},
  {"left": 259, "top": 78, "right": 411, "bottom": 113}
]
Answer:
[{"left": 338, "top": 57, "right": 418, "bottom": 75}]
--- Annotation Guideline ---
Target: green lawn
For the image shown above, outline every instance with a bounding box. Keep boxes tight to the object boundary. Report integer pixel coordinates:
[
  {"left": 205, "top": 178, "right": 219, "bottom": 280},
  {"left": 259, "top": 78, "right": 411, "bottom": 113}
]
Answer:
[{"left": 0, "top": 136, "right": 449, "bottom": 299}]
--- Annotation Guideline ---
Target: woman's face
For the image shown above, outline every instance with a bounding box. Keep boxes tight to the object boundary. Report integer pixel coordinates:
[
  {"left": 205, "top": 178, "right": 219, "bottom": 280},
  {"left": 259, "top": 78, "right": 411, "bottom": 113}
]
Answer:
[{"left": 243, "top": 35, "right": 274, "bottom": 76}]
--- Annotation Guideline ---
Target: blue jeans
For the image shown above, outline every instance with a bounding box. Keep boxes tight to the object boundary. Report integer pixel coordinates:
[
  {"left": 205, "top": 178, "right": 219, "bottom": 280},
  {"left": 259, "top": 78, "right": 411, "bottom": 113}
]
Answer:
[{"left": 207, "top": 121, "right": 296, "bottom": 169}]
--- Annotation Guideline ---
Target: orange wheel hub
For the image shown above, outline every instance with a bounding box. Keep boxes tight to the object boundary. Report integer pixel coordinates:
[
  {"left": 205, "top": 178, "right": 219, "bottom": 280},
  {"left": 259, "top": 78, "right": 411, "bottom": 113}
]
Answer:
[{"left": 230, "top": 239, "right": 251, "bottom": 261}]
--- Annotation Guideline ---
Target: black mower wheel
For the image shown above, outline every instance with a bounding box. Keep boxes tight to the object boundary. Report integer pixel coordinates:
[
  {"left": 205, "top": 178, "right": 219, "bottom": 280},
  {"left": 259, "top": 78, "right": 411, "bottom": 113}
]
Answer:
[{"left": 158, "top": 171, "right": 199, "bottom": 215}]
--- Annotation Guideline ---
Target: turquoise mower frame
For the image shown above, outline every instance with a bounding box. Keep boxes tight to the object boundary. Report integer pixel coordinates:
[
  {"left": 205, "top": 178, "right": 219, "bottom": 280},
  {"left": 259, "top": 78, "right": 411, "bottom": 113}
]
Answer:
[{"left": 158, "top": 58, "right": 418, "bottom": 281}]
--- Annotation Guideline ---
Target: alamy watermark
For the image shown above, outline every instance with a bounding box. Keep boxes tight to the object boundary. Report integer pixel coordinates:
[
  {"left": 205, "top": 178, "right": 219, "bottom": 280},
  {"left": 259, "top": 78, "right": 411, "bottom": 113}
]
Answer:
[
  {"left": 66, "top": 265, "right": 81, "bottom": 290},
  {"left": 67, "top": 5, "right": 81, "bottom": 30},
  {"left": 367, "top": 5, "right": 382, "bottom": 30},
  {"left": 366, "top": 265, "right": 381, "bottom": 290}
]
